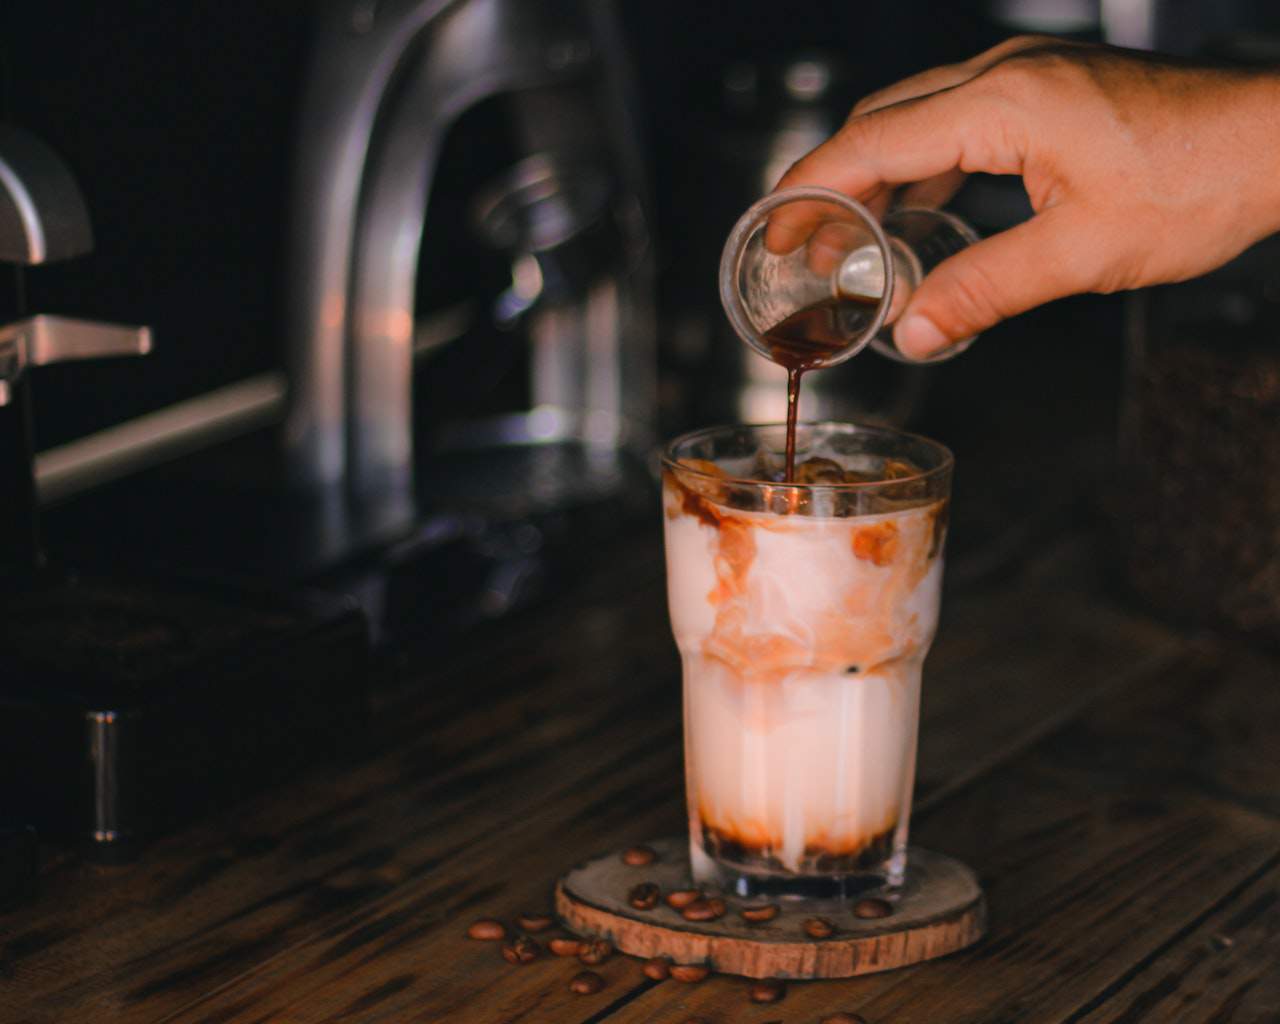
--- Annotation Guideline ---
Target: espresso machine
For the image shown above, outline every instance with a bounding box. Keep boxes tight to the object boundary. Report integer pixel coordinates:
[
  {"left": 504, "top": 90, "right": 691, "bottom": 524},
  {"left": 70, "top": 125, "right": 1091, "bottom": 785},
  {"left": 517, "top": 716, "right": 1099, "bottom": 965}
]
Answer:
[
  {"left": 0, "top": 0, "right": 656, "bottom": 861},
  {"left": 30, "top": 0, "right": 655, "bottom": 637},
  {"left": 279, "top": 0, "right": 656, "bottom": 626},
  {"left": 0, "top": 125, "right": 368, "bottom": 863}
]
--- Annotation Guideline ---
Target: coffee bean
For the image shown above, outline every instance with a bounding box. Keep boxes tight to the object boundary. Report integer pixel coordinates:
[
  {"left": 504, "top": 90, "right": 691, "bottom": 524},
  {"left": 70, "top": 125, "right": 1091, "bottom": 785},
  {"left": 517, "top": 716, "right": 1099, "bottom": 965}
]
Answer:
[
  {"left": 819, "top": 1014, "right": 867, "bottom": 1024},
  {"left": 466, "top": 918, "right": 506, "bottom": 941},
  {"left": 665, "top": 888, "right": 702, "bottom": 910},
  {"left": 681, "top": 1019, "right": 713, "bottom": 1024},
  {"left": 681, "top": 897, "right": 726, "bottom": 922},
  {"left": 854, "top": 897, "right": 893, "bottom": 919},
  {"left": 500, "top": 936, "right": 540, "bottom": 964},
  {"left": 515, "top": 912, "right": 554, "bottom": 932},
  {"left": 568, "top": 970, "right": 605, "bottom": 995},
  {"left": 642, "top": 956, "right": 672, "bottom": 980},
  {"left": 669, "top": 964, "right": 711, "bottom": 982},
  {"left": 740, "top": 903, "right": 779, "bottom": 922},
  {"left": 804, "top": 916, "right": 836, "bottom": 939},
  {"left": 749, "top": 979, "right": 786, "bottom": 1003},
  {"left": 628, "top": 882, "right": 661, "bottom": 910},
  {"left": 622, "top": 845, "right": 657, "bottom": 866},
  {"left": 548, "top": 937, "right": 584, "bottom": 957},
  {"left": 578, "top": 938, "right": 613, "bottom": 965}
]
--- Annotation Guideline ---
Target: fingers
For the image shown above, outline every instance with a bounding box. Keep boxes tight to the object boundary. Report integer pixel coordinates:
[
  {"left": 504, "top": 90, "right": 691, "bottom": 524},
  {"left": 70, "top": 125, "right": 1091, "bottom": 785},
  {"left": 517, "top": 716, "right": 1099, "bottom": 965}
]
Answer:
[
  {"left": 805, "top": 221, "right": 866, "bottom": 276},
  {"left": 892, "top": 209, "right": 1092, "bottom": 359},
  {"left": 899, "top": 168, "right": 969, "bottom": 210},
  {"left": 851, "top": 34, "right": 1062, "bottom": 119},
  {"left": 851, "top": 63, "right": 975, "bottom": 117},
  {"left": 765, "top": 84, "right": 1020, "bottom": 253}
]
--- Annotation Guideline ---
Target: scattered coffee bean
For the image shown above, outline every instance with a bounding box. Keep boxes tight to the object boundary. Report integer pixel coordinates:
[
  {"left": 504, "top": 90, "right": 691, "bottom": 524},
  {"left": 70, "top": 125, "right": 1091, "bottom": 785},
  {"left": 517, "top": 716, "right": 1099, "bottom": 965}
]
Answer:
[
  {"left": 669, "top": 964, "right": 711, "bottom": 982},
  {"left": 749, "top": 979, "right": 786, "bottom": 1004},
  {"left": 681, "top": 897, "right": 727, "bottom": 922},
  {"left": 820, "top": 1014, "right": 867, "bottom": 1024},
  {"left": 568, "top": 970, "right": 606, "bottom": 995},
  {"left": 466, "top": 918, "right": 506, "bottom": 941},
  {"left": 501, "top": 936, "right": 540, "bottom": 964},
  {"left": 622, "top": 845, "right": 657, "bottom": 866},
  {"left": 578, "top": 938, "right": 614, "bottom": 965},
  {"left": 642, "top": 956, "right": 672, "bottom": 980},
  {"left": 853, "top": 897, "right": 893, "bottom": 920},
  {"left": 804, "top": 916, "right": 836, "bottom": 939},
  {"left": 740, "top": 903, "right": 780, "bottom": 922},
  {"left": 548, "top": 937, "right": 584, "bottom": 957},
  {"left": 681, "top": 1018, "right": 713, "bottom": 1024},
  {"left": 629, "top": 882, "right": 661, "bottom": 910},
  {"left": 665, "top": 888, "right": 702, "bottom": 910},
  {"left": 515, "top": 912, "right": 554, "bottom": 932}
]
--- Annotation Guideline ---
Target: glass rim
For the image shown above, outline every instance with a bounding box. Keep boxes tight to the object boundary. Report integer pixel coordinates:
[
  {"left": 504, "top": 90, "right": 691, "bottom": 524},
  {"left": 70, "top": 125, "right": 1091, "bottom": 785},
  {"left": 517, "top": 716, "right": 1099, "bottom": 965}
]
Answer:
[
  {"left": 661, "top": 421, "right": 954, "bottom": 492},
  {"left": 718, "top": 186, "right": 896, "bottom": 369}
]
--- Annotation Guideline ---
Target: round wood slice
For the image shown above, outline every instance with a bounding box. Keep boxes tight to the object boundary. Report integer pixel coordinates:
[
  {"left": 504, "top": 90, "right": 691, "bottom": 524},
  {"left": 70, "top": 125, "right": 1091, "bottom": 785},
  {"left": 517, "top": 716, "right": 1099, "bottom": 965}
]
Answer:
[{"left": 555, "top": 837, "right": 984, "bottom": 979}]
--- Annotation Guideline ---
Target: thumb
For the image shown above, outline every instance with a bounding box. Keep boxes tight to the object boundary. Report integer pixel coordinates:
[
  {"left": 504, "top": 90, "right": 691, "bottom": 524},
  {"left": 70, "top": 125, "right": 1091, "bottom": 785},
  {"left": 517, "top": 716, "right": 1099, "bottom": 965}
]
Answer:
[{"left": 893, "top": 210, "right": 1092, "bottom": 359}]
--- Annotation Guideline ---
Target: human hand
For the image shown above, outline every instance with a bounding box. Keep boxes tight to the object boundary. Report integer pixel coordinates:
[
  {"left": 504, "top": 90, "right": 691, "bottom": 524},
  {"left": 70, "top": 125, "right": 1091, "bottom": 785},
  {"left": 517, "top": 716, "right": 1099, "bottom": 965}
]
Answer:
[{"left": 766, "top": 37, "right": 1280, "bottom": 358}]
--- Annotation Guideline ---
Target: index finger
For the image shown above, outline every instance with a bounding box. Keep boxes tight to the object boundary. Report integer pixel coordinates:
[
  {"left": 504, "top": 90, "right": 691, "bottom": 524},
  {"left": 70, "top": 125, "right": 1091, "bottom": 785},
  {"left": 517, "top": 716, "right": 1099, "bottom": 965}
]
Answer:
[{"left": 764, "top": 82, "right": 1022, "bottom": 253}]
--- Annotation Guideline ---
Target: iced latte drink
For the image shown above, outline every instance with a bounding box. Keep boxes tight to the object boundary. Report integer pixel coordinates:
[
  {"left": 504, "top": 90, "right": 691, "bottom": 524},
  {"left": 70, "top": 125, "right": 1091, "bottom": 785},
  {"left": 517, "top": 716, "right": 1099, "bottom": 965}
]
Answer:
[{"left": 663, "top": 422, "right": 951, "bottom": 899}]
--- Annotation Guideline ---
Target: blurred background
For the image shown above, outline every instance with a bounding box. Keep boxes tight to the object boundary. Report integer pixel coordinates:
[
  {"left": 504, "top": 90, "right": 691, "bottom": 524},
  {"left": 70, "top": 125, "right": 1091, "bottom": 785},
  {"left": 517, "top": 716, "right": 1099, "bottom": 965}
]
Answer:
[{"left": 4, "top": 0, "right": 1280, "bottom": 862}]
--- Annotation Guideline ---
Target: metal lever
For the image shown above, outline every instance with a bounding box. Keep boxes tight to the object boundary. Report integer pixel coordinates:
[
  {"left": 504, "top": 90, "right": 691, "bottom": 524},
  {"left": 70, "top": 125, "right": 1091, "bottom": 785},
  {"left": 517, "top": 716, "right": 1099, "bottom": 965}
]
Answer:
[
  {"left": 0, "top": 316, "right": 151, "bottom": 580},
  {"left": 0, "top": 315, "right": 153, "bottom": 405},
  {"left": 0, "top": 126, "right": 153, "bottom": 581}
]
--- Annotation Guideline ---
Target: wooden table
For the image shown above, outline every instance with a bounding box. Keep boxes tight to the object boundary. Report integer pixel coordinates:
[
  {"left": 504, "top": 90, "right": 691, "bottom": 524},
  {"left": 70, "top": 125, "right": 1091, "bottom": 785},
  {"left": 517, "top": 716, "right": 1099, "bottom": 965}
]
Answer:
[{"left": 4, "top": 526, "right": 1279, "bottom": 1024}]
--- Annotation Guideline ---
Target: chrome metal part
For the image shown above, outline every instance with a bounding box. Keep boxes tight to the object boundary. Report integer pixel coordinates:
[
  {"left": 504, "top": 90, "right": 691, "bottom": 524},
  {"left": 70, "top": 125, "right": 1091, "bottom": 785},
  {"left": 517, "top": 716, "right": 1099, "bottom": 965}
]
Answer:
[
  {"left": 35, "top": 372, "right": 287, "bottom": 504},
  {"left": 0, "top": 124, "right": 93, "bottom": 265},
  {"left": 285, "top": 0, "right": 653, "bottom": 516},
  {"left": 0, "top": 315, "right": 152, "bottom": 406}
]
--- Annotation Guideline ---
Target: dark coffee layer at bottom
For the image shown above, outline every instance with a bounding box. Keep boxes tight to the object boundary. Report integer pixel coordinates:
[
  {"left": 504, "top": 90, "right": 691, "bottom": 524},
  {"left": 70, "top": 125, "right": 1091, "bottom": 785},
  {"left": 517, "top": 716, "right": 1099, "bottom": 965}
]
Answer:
[
  {"left": 698, "top": 822, "right": 899, "bottom": 897},
  {"left": 700, "top": 822, "right": 897, "bottom": 875}
]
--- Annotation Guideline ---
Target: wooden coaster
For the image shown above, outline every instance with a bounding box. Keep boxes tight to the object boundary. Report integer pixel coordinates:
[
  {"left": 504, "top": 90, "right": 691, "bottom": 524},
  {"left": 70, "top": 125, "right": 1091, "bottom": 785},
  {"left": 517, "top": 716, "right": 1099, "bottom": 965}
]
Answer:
[{"left": 554, "top": 837, "right": 985, "bottom": 979}]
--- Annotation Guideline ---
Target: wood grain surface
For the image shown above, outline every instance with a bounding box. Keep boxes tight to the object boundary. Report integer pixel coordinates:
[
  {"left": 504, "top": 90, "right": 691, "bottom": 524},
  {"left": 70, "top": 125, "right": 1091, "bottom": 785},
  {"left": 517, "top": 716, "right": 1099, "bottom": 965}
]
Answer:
[{"left": 3, "top": 531, "right": 1279, "bottom": 1024}]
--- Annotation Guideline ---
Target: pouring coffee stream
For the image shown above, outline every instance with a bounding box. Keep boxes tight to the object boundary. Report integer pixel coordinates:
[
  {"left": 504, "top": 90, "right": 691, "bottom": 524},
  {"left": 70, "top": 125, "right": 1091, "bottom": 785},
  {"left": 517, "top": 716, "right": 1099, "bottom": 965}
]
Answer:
[
  {"left": 720, "top": 187, "right": 982, "bottom": 480},
  {"left": 761, "top": 296, "right": 880, "bottom": 481}
]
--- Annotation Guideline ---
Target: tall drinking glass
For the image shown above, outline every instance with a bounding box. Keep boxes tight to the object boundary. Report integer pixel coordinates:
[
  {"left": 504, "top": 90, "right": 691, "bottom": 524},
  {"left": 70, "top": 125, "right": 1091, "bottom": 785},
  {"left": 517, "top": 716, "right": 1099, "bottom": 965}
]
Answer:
[{"left": 662, "top": 422, "right": 952, "bottom": 900}]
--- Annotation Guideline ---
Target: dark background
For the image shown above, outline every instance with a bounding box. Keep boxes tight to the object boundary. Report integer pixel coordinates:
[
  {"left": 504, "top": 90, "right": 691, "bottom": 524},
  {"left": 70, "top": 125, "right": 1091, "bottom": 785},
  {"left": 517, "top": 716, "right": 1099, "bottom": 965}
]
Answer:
[
  {"left": 2, "top": 0, "right": 1276, "bottom": 478},
  {"left": 0, "top": 0, "right": 1004, "bottom": 449}
]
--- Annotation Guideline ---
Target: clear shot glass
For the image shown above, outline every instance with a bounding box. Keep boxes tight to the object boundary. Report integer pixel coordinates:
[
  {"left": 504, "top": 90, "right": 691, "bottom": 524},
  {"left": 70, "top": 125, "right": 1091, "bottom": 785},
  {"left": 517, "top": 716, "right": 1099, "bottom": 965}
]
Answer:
[
  {"left": 662, "top": 422, "right": 953, "bottom": 900},
  {"left": 719, "top": 187, "right": 980, "bottom": 366}
]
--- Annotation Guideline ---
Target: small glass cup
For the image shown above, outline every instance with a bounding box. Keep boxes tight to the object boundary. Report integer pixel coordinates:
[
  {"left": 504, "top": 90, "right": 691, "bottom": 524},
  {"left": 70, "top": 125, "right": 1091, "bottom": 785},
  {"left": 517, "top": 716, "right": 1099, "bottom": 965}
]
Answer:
[
  {"left": 662, "top": 422, "right": 953, "bottom": 900},
  {"left": 719, "top": 186, "right": 980, "bottom": 366}
]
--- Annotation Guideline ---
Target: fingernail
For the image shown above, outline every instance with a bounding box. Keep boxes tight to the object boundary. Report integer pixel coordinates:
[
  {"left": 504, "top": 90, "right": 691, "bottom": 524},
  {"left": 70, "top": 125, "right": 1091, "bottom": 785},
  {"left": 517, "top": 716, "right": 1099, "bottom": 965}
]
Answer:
[{"left": 894, "top": 313, "right": 949, "bottom": 360}]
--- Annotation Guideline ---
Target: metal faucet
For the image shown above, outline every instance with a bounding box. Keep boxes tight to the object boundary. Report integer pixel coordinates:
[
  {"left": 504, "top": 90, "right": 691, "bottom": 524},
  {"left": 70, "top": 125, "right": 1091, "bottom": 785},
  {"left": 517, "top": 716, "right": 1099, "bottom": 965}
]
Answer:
[
  {"left": 0, "top": 124, "right": 151, "bottom": 579},
  {"left": 284, "top": 0, "right": 652, "bottom": 527}
]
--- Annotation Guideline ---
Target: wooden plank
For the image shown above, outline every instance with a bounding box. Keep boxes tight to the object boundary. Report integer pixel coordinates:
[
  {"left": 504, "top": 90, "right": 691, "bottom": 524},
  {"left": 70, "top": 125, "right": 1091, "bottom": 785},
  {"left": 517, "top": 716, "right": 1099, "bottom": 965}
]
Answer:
[
  {"left": 0, "top": 536, "right": 1191, "bottom": 1024},
  {"left": 0, "top": 552, "right": 679, "bottom": 1024},
  {"left": 597, "top": 645, "right": 1280, "bottom": 1024},
  {"left": 133, "top": 553, "right": 1192, "bottom": 1023},
  {"left": 1069, "top": 856, "right": 1280, "bottom": 1024},
  {"left": 1046, "top": 644, "right": 1280, "bottom": 821},
  {"left": 914, "top": 549, "right": 1186, "bottom": 809}
]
